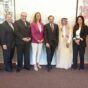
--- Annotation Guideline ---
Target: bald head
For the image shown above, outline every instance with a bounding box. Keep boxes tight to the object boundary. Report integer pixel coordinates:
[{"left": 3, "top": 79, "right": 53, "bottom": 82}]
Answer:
[{"left": 20, "top": 12, "right": 27, "bottom": 22}]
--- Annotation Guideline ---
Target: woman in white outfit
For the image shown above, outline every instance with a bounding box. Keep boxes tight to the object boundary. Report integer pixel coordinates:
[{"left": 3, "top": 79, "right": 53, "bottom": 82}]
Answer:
[{"left": 56, "top": 18, "right": 73, "bottom": 69}]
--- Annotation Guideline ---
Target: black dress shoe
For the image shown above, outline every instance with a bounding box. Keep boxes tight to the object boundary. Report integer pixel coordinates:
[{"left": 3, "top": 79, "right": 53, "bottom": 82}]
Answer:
[
  {"left": 47, "top": 65, "right": 52, "bottom": 72},
  {"left": 72, "top": 67, "right": 77, "bottom": 70},
  {"left": 5, "top": 69, "right": 12, "bottom": 72},
  {"left": 16, "top": 68, "right": 21, "bottom": 72},
  {"left": 71, "top": 65, "right": 77, "bottom": 70},
  {"left": 47, "top": 68, "right": 51, "bottom": 72},
  {"left": 79, "top": 68, "right": 84, "bottom": 71},
  {"left": 24, "top": 67, "right": 30, "bottom": 71}
]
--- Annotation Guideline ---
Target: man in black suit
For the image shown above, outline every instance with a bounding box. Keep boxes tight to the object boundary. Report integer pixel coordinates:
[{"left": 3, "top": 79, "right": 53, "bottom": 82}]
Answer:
[
  {"left": 0, "top": 24, "right": 2, "bottom": 45},
  {"left": 45, "top": 15, "right": 59, "bottom": 71},
  {"left": 1, "top": 14, "right": 15, "bottom": 72},
  {"left": 14, "top": 12, "right": 31, "bottom": 72}
]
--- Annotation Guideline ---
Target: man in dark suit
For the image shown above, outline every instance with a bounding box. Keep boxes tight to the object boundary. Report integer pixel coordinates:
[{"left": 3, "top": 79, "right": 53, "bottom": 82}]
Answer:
[
  {"left": 14, "top": 12, "right": 31, "bottom": 72},
  {"left": 0, "top": 24, "right": 2, "bottom": 45},
  {"left": 45, "top": 15, "right": 59, "bottom": 71},
  {"left": 1, "top": 14, "right": 15, "bottom": 72}
]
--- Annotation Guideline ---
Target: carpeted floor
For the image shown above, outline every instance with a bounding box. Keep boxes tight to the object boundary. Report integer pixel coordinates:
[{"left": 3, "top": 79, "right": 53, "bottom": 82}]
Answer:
[{"left": 0, "top": 66, "right": 88, "bottom": 88}]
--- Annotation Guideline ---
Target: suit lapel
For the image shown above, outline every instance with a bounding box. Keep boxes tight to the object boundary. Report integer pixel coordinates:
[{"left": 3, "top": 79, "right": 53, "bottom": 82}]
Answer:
[
  {"left": 53, "top": 24, "right": 55, "bottom": 27},
  {"left": 35, "top": 23, "right": 39, "bottom": 32},
  {"left": 5, "top": 21, "right": 14, "bottom": 31},
  {"left": 48, "top": 23, "right": 52, "bottom": 31},
  {"left": 75, "top": 27, "right": 83, "bottom": 37},
  {"left": 49, "top": 23, "right": 55, "bottom": 32},
  {"left": 25, "top": 21, "right": 29, "bottom": 28},
  {"left": 80, "top": 25, "right": 84, "bottom": 35},
  {"left": 20, "top": 20, "right": 28, "bottom": 29},
  {"left": 35, "top": 23, "right": 43, "bottom": 33}
]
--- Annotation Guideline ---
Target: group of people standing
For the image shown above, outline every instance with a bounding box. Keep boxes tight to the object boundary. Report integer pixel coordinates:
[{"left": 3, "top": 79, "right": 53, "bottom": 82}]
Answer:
[{"left": 0, "top": 12, "right": 88, "bottom": 72}]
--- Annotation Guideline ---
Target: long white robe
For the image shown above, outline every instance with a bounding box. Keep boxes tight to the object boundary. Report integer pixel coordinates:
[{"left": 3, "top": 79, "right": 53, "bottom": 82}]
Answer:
[{"left": 56, "top": 24, "right": 73, "bottom": 69}]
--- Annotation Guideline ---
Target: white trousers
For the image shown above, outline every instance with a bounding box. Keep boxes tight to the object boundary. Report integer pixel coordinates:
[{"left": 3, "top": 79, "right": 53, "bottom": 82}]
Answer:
[{"left": 32, "top": 43, "right": 43, "bottom": 65}]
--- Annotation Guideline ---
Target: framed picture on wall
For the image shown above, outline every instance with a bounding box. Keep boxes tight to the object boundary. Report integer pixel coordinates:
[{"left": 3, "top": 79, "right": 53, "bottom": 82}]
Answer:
[
  {"left": 77, "top": 0, "right": 88, "bottom": 24},
  {"left": 0, "top": 0, "right": 15, "bottom": 23}
]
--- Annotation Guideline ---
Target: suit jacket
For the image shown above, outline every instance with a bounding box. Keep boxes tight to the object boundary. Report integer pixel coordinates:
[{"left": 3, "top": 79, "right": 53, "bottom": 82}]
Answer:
[
  {"left": 73, "top": 25, "right": 88, "bottom": 47},
  {"left": 45, "top": 23, "right": 59, "bottom": 48},
  {"left": 31, "top": 22, "right": 44, "bottom": 43},
  {"left": 14, "top": 19, "right": 31, "bottom": 45},
  {"left": 1, "top": 21, "right": 15, "bottom": 48},
  {"left": 0, "top": 24, "right": 2, "bottom": 44}
]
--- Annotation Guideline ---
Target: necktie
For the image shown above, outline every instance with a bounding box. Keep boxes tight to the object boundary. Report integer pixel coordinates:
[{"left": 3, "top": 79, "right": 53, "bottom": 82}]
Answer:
[
  {"left": 24, "top": 22, "right": 27, "bottom": 27},
  {"left": 51, "top": 23, "right": 54, "bottom": 31}
]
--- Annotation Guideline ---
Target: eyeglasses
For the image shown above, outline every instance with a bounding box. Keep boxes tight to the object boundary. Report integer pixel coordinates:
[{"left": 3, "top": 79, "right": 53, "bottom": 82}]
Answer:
[{"left": 21, "top": 15, "right": 27, "bottom": 17}]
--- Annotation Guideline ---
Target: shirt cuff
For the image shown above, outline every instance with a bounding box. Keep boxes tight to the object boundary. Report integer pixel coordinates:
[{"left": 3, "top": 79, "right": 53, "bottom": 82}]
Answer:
[
  {"left": 80, "top": 38, "right": 83, "bottom": 41},
  {"left": 73, "top": 37, "right": 76, "bottom": 40}
]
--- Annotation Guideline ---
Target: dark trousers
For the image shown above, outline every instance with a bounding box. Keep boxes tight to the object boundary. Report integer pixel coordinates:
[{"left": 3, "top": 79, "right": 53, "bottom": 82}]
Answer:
[
  {"left": 16, "top": 43, "right": 30, "bottom": 69},
  {"left": 3, "top": 46, "right": 15, "bottom": 71},
  {"left": 73, "top": 44, "right": 85, "bottom": 69},
  {"left": 46, "top": 45, "right": 56, "bottom": 67}
]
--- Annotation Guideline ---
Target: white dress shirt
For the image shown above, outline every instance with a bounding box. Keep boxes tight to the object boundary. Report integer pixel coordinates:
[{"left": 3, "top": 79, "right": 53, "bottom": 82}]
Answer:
[
  {"left": 8, "top": 22, "right": 14, "bottom": 30},
  {"left": 73, "top": 27, "right": 83, "bottom": 40},
  {"left": 37, "top": 23, "right": 42, "bottom": 32},
  {"left": 76, "top": 27, "right": 81, "bottom": 39}
]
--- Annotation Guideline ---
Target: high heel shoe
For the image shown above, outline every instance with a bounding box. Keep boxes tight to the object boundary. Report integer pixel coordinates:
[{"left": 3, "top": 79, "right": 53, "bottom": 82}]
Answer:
[
  {"left": 38, "top": 65, "right": 42, "bottom": 69},
  {"left": 34, "top": 66, "right": 38, "bottom": 71}
]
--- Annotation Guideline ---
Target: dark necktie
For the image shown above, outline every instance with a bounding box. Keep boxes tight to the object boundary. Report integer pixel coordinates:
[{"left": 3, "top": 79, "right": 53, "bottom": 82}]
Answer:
[{"left": 50, "top": 23, "right": 54, "bottom": 31}]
